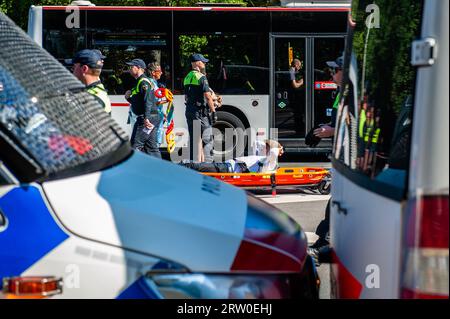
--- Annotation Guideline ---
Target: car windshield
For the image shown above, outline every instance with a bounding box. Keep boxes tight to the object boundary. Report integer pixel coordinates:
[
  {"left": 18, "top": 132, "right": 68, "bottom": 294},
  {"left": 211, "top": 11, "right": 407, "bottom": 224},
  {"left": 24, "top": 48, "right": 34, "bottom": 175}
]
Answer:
[{"left": 0, "top": 13, "right": 130, "bottom": 182}]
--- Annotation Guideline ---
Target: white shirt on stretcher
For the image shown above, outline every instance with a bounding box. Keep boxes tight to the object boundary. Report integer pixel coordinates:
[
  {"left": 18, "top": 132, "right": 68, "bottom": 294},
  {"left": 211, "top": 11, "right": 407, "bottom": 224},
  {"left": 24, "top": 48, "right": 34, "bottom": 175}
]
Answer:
[{"left": 225, "top": 140, "right": 280, "bottom": 173}]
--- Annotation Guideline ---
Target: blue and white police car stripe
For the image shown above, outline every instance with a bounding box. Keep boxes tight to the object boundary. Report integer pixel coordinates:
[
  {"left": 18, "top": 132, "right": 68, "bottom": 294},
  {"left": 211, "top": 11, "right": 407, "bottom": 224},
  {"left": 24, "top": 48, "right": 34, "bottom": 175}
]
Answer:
[{"left": 0, "top": 185, "right": 69, "bottom": 289}]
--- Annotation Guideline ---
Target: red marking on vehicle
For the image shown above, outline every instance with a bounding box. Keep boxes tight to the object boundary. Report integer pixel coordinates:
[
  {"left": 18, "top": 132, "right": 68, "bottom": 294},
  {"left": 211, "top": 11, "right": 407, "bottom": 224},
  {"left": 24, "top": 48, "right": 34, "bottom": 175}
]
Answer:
[
  {"left": 64, "top": 136, "right": 93, "bottom": 155},
  {"left": 231, "top": 239, "right": 303, "bottom": 272},
  {"left": 111, "top": 103, "right": 130, "bottom": 107},
  {"left": 401, "top": 288, "right": 449, "bottom": 299},
  {"left": 231, "top": 229, "right": 307, "bottom": 272},
  {"left": 244, "top": 229, "right": 307, "bottom": 262},
  {"left": 48, "top": 135, "right": 93, "bottom": 156},
  {"left": 331, "top": 250, "right": 363, "bottom": 299},
  {"left": 314, "top": 81, "right": 338, "bottom": 90},
  {"left": 43, "top": 6, "right": 349, "bottom": 12}
]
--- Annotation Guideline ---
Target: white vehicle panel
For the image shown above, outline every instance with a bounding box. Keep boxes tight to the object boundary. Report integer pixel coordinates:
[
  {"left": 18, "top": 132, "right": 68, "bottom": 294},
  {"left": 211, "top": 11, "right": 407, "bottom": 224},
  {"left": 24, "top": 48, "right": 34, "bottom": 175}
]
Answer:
[
  {"left": 331, "top": 170, "right": 403, "bottom": 298},
  {"left": 409, "top": 0, "right": 449, "bottom": 195},
  {"left": 21, "top": 235, "right": 156, "bottom": 298},
  {"left": 43, "top": 151, "right": 248, "bottom": 272}
]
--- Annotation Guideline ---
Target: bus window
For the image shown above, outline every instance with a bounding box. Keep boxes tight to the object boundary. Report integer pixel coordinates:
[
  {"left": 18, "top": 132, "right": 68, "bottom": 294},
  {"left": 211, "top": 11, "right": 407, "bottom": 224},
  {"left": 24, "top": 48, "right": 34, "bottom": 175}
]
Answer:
[
  {"left": 43, "top": 10, "right": 87, "bottom": 66},
  {"left": 86, "top": 10, "right": 172, "bottom": 94},
  {"left": 273, "top": 37, "right": 306, "bottom": 139},
  {"left": 335, "top": 0, "right": 423, "bottom": 193},
  {"left": 174, "top": 33, "right": 269, "bottom": 95},
  {"left": 313, "top": 37, "right": 345, "bottom": 128},
  {"left": 173, "top": 10, "right": 269, "bottom": 95},
  {"left": 271, "top": 11, "right": 348, "bottom": 33}
]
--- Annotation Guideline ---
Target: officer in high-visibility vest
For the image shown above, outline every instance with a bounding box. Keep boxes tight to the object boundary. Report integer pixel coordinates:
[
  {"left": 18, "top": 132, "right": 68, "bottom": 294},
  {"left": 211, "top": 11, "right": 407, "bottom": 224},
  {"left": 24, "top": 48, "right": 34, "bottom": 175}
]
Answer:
[
  {"left": 313, "top": 55, "right": 344, "bottom": 138},
  {"left": 183, "top": 53, "right": 216, "bottom": 162},
  {"left": 308, "top": 54, "right": 344, "bottom": 267},
  {"left": 70, "top": 49, "right": 111, "bottom": 114},
  {"left": 124, "top": 58, "right": 161, "bottom": 158}
]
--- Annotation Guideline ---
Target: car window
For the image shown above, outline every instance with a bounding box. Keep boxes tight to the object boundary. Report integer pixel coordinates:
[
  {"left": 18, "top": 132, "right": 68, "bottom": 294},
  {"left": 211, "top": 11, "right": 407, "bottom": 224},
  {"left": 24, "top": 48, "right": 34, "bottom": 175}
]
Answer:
[{"left": 334, "top": 0, "right": 423, "bottom": 195}]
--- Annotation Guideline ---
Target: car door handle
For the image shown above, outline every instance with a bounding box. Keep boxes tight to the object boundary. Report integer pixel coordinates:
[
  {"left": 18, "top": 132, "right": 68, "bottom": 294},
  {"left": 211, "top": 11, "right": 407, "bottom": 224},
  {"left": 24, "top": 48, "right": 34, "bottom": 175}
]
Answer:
[{"left": 332, "top": 200, "right": 348, "bottom": 215}]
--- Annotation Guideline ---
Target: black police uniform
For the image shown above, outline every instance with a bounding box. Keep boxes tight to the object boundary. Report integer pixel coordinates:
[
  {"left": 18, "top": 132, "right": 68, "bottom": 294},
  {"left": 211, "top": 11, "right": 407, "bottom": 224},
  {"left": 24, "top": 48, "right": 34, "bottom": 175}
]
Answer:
[
  {"left": 183, "top": 69, "right": 214, "bottom": 162},
  {"left": 127, "top": 74, "right": 162, "bottom": 158}
]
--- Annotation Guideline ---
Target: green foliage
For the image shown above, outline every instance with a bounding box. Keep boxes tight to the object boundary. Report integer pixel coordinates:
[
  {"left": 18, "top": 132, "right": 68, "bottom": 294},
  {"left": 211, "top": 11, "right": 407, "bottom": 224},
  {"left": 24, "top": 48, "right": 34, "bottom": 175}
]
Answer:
[
  {"left": 352, "top": 0, "right": 422, "bottom": 115},
  {"left": 178, "top": 34, "right": 208, "bottom": 70}
]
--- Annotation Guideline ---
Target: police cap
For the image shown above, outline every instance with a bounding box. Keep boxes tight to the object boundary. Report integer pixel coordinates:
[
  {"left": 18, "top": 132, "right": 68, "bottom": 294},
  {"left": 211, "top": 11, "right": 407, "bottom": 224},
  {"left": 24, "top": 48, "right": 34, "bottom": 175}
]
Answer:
[
  {"left": 125, "top": 58, "right": 147, "bottom": 70},
  {"left": 190, "top": 53, "right": 209, "bottom": 63},
  {"left": 67, "top": 49, "right": 104, "bottom": 69},
  {"left": 326, "top": 55, "right": 344, "bottom": 69}
]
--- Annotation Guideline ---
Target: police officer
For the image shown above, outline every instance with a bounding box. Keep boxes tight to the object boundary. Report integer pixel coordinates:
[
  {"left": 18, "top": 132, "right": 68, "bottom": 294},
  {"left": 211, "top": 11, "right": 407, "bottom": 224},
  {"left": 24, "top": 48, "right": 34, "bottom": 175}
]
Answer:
[
  {"left": 313, "top": 55, "right": 344, "bottom": 138},
  {"left": 308, "top": 54, "right": 344, "bottom": 266},
  {"left": 124, "top": 58, "right": 161, "bottom": 158},
  {"left": 183, "top": 53, "right": 217, "bottom": 162},
  {"left": 70, "top": 49, "right": 111, "bottom": 114}
]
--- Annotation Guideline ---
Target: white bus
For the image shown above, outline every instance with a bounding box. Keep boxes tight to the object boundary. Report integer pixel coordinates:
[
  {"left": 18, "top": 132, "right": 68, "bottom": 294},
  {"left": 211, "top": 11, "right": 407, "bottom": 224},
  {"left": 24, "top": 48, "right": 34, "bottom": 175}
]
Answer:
[{"left": 28, "top": 1, "right": 349, "bottom": 158}]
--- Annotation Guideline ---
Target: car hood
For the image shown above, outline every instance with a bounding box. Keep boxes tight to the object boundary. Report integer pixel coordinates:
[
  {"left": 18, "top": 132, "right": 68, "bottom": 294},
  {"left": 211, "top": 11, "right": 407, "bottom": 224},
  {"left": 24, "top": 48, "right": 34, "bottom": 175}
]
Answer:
[{"left": 42, "top": 151, "right": 307, "bottom": 272}]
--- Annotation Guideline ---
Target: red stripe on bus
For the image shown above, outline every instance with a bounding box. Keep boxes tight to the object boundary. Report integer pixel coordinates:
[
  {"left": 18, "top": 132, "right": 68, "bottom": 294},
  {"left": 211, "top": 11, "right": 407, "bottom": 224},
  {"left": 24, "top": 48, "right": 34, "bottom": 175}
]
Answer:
[
  {"left": 112, "top": 103, "right": 130, "bottom": 107},
  {"left": 331, "top": 250, "right": 363, "bottom": 299},
  {"left": 42, "top": 6, "right": 349, "bottom": 12}
]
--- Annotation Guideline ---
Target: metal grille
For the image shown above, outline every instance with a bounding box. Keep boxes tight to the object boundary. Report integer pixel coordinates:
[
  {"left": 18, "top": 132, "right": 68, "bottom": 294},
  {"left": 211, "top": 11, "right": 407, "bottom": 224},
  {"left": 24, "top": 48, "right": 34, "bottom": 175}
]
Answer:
[{"left": 0, "top": 12, "right": 128, "bottom": 179}]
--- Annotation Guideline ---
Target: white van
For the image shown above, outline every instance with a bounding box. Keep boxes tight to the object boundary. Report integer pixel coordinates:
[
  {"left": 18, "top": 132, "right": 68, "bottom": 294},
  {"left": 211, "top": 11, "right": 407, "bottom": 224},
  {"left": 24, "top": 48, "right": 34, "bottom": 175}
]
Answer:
[{"left": 329, "top": 0, "right": 448, "bottom": 298}]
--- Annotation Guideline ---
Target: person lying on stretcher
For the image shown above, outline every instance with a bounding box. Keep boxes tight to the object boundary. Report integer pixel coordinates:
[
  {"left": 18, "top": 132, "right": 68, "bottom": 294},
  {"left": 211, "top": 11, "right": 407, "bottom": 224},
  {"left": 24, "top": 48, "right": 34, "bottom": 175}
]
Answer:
[{"left": 180, "top": 139, "right": 284, "bottom": 173}]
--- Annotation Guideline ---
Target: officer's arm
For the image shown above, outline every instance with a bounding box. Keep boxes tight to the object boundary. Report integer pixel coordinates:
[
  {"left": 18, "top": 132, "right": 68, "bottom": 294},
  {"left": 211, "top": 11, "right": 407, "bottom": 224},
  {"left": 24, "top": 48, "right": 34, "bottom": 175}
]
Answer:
[
  {"left": 201, "top": 77, "right": 215, "bottom": 112},
  {"left": 204, "top": 91, "right": 215, "bottom": 113},
  {"left": 292, "top": 78, "right": 304, "bottom": 89}
]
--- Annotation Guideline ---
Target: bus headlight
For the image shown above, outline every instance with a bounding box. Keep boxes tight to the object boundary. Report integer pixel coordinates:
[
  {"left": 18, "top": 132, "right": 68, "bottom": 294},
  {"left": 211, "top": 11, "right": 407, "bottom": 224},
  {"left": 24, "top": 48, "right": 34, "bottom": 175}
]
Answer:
[{"left": 145, "top": 272, "right": 304, "bottom": 299}]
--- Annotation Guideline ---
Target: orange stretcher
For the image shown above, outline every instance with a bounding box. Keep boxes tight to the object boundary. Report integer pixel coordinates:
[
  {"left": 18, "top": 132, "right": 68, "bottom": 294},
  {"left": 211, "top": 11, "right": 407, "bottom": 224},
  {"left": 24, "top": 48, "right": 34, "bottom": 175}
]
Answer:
[{"left": 203, "top": 167, "right": 331, "bottom": 195}]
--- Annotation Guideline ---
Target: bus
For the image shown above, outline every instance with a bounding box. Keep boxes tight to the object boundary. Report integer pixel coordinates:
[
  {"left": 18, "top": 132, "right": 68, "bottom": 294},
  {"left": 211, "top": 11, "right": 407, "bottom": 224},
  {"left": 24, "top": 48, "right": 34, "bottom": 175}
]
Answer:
[{"left": 28, "top": 1, "right": 349, "bottom": 159}]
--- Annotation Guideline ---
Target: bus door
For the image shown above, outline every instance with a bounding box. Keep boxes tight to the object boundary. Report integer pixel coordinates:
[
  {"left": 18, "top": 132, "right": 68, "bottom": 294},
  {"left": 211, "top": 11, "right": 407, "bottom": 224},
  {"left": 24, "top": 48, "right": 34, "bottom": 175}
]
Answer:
[
  {"left": 312, "top": 37, "right": 345, "bottom": 129},
  {"left": 271, "top": 37, "right": 307, "bottom": 140}
]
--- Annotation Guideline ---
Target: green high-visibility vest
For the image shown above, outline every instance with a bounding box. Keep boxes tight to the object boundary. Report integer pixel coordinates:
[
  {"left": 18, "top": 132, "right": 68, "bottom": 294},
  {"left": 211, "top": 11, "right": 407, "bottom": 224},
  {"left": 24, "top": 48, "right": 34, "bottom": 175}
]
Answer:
[
  {"left": 332, "top": 92, "right": 340, "bottom": 109},
  {"left": 87, "top": 83, "right": 111, "bottom": 114},
  {"left": 130, "top": 77, "right": 154, "bottom": 97},
  {"left": 359, "top": 108, "right": 367, "bottom": 138},
  {"left": 371, "top": 127, "right": 381, "bottom": 144},
  {"left": 183, "top": 70, "right": 203, "bottom": 86},
  {"left": 363, "top": 118, "right": 375, "bottom": 143}
]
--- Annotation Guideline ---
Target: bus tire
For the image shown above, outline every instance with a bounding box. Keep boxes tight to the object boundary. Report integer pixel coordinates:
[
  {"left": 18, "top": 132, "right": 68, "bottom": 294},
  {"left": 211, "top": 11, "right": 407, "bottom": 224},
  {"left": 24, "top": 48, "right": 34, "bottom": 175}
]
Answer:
[{"left": 213, "top": 111, "right": 247, "bottom": 161}]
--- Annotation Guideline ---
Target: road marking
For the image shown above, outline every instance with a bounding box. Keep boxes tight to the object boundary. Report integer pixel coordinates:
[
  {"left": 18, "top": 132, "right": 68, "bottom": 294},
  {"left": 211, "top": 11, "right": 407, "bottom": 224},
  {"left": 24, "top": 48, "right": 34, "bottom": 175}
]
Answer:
[{"left": 256, "top": 194, "right": 331, "bottom": 204}]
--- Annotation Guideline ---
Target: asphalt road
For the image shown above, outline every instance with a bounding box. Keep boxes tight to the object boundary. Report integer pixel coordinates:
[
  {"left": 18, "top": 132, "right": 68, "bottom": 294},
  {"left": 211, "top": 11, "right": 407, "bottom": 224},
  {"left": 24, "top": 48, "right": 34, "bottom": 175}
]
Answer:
[{"left": 250, "top": 186, "right": 332, "bottom": 299}]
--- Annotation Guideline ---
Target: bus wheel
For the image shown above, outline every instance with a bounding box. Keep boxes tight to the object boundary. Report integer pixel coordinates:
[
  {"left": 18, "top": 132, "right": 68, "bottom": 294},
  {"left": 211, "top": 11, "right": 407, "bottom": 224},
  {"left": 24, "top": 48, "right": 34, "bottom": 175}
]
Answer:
[{"left": 213, "top": 111, "right": 246, "bottom": 161}]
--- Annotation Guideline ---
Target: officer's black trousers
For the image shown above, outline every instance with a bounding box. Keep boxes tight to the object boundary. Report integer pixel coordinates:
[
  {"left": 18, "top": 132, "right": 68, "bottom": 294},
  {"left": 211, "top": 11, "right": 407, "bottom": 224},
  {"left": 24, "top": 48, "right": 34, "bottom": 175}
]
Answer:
[
  {"left": 131, "top": 115, "right": 162, "bottom": 158},
  {"left": 185, "top": 108, "right": 214, "bottom": 162}
]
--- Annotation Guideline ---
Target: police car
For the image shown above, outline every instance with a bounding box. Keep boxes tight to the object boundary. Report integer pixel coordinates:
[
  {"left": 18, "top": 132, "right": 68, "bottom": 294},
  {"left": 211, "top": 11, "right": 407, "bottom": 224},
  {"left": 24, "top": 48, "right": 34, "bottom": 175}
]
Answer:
[{"left": 0, "top": 12, "right": 318, "bottom": 299}]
